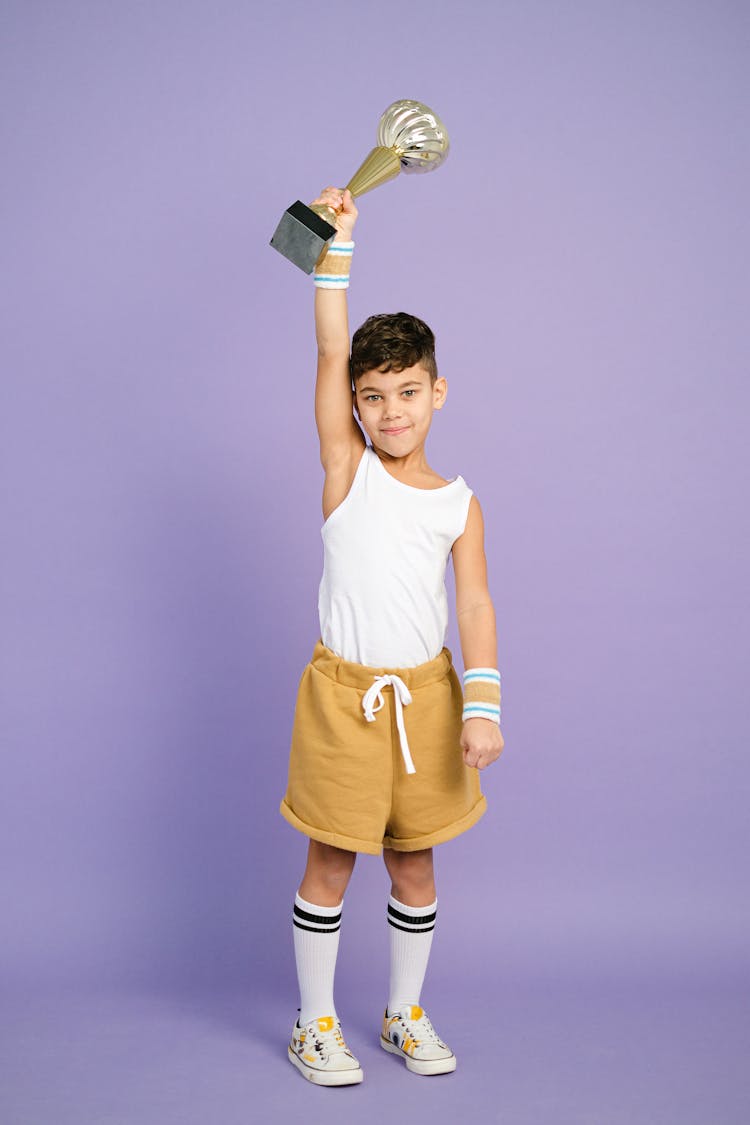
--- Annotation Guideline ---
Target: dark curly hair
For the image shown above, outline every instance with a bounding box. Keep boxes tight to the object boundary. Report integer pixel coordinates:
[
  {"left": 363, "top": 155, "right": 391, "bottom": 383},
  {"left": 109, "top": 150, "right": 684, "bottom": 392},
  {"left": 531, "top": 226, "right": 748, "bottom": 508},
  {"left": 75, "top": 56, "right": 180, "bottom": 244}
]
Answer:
[{"left": 350, "top": 312, "right": 437, "bottom": 384}]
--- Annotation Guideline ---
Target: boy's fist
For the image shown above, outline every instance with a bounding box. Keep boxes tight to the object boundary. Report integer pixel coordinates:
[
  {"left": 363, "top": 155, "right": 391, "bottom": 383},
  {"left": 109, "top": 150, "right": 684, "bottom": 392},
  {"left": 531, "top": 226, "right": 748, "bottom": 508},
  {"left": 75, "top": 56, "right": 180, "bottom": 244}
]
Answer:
[
  {"left": 311, "top": 187, "right": 358, "bottom": 243},
  {"left": 460, "top": 718, "right": 504, "bottom": 771}
]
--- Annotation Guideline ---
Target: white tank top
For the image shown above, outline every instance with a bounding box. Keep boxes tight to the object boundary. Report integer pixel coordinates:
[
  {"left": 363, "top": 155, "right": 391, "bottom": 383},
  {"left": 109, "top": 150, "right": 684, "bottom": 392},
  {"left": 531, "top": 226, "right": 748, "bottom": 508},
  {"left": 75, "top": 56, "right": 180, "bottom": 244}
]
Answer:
[{"left": 318, "top": 445, "right": 473, "bottom": 668}]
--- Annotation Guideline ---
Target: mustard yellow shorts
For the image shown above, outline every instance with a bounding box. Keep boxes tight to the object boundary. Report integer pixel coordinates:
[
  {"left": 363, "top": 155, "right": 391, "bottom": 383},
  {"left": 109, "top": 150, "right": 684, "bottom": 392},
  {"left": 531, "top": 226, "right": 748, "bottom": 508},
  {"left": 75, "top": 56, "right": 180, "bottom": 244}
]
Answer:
[{"left": 280, "top": 640, "right": 487, "bottom": 855}]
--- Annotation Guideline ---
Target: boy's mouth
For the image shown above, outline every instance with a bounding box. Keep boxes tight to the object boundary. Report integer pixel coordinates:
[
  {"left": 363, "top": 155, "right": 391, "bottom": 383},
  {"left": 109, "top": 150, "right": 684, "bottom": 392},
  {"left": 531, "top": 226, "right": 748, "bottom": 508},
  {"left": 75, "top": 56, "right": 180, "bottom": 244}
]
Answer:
[{"left": 381, "top": 426, "right": 410, "bottom": 435}]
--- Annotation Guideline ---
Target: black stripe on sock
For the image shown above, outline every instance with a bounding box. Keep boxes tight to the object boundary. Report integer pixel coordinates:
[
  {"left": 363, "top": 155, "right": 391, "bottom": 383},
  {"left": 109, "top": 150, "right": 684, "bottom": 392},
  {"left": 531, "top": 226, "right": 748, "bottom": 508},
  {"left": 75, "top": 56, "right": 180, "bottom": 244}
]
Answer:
[
  {"left": 293, "top": 919, "right": 341, "bottom": 934},
  {"left": 387, "top": 918, "right": 435, "bottom": 934},
  {"left": 294, "top": 904, "right": 342, "bottom": 926},
  {"left": 387, "top": 904, "right": 437, "bottom": 927}
]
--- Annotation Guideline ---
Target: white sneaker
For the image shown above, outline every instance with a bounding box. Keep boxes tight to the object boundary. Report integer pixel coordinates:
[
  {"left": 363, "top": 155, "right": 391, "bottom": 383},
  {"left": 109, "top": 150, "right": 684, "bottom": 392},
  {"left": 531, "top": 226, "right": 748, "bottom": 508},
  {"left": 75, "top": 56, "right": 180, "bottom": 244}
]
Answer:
[
  {"left": 380, "top": 1005, "right": 457, "bottom": 1075},
  {"left": 288, "top": 1014, "right": 364, "bottom": 1086}
]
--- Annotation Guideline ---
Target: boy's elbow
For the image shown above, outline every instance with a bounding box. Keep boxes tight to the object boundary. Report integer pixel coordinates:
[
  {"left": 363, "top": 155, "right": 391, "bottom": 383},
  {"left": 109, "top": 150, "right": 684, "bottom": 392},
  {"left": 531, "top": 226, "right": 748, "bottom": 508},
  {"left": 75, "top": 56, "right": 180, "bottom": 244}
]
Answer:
[
  {"left": 317, "top": 339, "right": 350, "bottom": 362},
  {"left": 456, "top": 598, "right": 495, "bottom": 619}
]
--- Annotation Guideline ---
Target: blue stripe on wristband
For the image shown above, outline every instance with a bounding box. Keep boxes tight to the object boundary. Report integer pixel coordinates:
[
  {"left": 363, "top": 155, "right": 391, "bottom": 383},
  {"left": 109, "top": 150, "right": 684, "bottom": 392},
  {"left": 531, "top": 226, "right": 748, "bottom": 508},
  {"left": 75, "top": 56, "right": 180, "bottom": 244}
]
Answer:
[
  {"left": 462, "top": 703, "right": 501, "bottom": 723},
  {"left": 463, "top": 669, "right": 501, "bottom": 683}
]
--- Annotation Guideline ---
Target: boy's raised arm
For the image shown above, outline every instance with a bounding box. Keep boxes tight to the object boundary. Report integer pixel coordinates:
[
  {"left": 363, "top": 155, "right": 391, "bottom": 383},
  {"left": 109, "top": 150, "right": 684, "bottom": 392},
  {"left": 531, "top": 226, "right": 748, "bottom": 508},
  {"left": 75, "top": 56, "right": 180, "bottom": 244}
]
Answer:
[{"left": 312, "top": 187, "right": 365, "bottom": 469}]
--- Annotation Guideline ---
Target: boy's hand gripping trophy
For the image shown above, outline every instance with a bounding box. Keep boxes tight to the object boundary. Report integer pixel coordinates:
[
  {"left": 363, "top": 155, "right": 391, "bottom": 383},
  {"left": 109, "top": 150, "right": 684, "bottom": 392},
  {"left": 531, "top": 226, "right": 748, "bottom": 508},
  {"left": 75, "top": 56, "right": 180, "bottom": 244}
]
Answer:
[{"left": 270, "top": 100, "right": 450, "bottom": 273}]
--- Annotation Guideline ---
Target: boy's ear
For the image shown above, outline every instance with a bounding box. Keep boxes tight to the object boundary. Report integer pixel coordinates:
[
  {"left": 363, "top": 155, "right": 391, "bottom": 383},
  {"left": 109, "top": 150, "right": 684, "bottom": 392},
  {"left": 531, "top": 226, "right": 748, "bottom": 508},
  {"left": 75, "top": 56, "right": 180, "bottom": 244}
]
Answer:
[{"left": 433, "top": 376, "right": 448, "bottom": 410}]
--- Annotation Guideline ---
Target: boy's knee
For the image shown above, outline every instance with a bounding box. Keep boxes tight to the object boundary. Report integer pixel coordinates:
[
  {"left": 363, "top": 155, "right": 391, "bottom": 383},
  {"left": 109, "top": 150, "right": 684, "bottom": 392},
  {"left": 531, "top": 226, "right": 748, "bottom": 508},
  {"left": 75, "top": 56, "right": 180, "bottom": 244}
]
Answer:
[
  {"left": 302, "top": 841, "right": 356, "bottom": 903},
  {"left": 320, "top": 852, "right": 355, "bottom": 890},
  {"left": 384, "top": 848, "right": 436, "bottom": 902}
]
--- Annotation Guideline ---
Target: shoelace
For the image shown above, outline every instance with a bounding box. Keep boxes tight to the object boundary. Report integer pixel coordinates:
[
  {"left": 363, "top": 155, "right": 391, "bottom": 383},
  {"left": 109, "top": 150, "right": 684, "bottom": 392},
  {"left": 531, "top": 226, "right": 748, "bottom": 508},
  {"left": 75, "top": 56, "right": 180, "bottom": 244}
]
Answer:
[
  {"left": 361, "top": 674, "right": 416, "bottom": 774},
  {"left": 307, "top": 1021, "right": 348, "bottom": 1059},
  {"left": 414, "top": 1013, "right": 442, "bottom": 1044},
  {"left": 394, "top": 1010, "right": 443, "bottom": 1046}
]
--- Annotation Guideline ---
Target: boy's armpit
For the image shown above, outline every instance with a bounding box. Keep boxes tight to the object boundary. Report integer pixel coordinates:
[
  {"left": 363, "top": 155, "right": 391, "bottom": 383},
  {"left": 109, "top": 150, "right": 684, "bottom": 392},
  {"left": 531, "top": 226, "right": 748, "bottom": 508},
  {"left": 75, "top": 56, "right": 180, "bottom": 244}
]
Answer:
[{"left": 319, "top": 420, "right": 365, "bottom": 471}]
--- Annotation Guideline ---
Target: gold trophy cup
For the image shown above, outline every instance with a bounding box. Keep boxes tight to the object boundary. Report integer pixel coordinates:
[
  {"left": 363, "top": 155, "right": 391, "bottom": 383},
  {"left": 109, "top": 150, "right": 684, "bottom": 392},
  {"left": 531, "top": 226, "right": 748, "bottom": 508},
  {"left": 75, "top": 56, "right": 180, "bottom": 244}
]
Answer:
[{"left": 270, "top": 99, "right": 450, "bottom": 273}]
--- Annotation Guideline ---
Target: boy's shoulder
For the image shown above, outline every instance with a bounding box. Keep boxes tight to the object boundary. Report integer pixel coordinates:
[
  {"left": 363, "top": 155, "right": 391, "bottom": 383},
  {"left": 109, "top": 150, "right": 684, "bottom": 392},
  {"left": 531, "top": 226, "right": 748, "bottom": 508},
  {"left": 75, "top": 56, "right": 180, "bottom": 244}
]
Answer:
[{"left": 422, "top": 465, "right": 455, "bottom": 489}]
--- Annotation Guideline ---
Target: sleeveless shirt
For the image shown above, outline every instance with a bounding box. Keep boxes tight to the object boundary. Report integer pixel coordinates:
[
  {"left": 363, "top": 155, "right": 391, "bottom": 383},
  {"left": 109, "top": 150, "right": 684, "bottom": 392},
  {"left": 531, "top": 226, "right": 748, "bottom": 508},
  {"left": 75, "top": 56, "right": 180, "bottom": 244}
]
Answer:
[{"left": 318, "top": 445, "right": 474, "bottom": 668}]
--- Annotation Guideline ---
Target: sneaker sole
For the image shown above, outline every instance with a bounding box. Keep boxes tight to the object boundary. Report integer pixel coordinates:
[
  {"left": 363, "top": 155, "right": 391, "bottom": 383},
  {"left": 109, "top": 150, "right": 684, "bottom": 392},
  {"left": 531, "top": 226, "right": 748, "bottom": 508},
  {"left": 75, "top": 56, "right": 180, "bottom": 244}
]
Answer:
[
  {"left": 380, "top": 1035, "right": 457, "bottom": 1075},
  {"left": 288, "top": 1045, "right": 364, "bottom": 1086}
]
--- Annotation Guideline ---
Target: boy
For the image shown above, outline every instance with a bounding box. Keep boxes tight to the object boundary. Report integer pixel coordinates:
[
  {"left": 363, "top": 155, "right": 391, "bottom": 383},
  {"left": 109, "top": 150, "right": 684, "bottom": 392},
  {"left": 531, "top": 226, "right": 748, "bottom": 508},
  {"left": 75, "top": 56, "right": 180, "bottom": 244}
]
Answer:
[{"left": 280, "top": 186, "right": 504, "bottom": 1085}]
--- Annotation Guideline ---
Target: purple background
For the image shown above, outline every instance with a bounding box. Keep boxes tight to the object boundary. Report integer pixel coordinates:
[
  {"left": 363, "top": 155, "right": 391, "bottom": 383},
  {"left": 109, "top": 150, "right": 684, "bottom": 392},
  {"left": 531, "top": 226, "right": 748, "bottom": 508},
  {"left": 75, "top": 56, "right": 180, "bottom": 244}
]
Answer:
[{"left": 2, "top": 1, "right": 749, "bottom": 1121}]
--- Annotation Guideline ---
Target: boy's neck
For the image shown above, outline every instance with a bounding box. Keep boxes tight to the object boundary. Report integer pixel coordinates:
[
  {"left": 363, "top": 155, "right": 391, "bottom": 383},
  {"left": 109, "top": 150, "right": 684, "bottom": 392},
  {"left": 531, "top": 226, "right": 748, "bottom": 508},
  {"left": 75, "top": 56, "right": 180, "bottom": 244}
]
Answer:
[{"left": 372, "top": 441, "right": 447, "bottom": 487}]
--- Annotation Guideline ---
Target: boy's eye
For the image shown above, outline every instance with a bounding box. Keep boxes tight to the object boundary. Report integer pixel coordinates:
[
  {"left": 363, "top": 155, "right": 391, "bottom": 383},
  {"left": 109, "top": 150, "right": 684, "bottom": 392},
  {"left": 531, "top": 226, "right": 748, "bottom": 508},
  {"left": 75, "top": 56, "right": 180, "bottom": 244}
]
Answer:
[
  {"left": 402, "top": 389, "right": 416, "bottom": 397},
  {"left": 365, "top": 394, "right": 381, "bottom": 402}
]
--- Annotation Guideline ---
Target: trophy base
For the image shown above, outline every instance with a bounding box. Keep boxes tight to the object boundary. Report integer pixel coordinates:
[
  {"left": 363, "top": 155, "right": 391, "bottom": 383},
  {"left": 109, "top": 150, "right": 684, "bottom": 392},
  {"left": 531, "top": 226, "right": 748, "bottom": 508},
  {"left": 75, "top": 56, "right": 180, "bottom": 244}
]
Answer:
[{"left": 270, "top": 201, "right": 337, "bottom": 274}]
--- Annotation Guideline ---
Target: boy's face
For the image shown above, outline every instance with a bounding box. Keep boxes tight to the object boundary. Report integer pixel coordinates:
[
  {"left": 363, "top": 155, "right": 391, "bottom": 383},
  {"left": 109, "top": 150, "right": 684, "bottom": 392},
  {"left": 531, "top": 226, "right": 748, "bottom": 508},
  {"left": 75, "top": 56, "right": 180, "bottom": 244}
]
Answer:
[{"left": 353, "top": 363, "right": 447, "bottom": 456}]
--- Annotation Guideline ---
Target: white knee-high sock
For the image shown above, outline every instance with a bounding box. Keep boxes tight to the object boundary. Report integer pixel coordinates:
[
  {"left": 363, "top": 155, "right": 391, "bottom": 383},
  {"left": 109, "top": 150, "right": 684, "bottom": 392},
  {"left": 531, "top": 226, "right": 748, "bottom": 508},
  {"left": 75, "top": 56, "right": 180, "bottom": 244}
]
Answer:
[
  {"left": 293, "top": 892, "right": 343, "bottom": 1025},
  {"left": 387, "top": 895, "right": 437, "bottom": 1014}
]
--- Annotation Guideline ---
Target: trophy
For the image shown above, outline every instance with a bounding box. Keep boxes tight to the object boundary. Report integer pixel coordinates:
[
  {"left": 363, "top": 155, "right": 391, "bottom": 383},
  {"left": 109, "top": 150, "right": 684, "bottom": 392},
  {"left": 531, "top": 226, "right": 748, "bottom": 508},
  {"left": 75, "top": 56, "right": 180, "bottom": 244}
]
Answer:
[{"left": 270, "top": 100, "right": 450, "bottom": 273}]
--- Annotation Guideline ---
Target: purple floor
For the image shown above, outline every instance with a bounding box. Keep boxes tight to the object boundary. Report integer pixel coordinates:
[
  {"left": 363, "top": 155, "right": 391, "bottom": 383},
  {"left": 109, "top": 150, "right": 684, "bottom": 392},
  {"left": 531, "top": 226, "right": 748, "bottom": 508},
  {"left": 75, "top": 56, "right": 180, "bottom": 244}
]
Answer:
[{"left": 2, "top": 968, "right": 748, "bottom": 1125}]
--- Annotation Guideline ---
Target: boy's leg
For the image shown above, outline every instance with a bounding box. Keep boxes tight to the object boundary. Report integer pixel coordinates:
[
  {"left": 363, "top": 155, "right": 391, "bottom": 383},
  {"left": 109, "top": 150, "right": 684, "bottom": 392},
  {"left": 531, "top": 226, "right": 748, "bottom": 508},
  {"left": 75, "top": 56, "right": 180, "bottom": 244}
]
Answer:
[
  {"left": 295, "top": 839, "right": 356, "bottom": 1023},
  {"left": 380, "top": 847, "right": 456, "bottom": 1075},
  {"left": 382, "top": 847, "right": 436, "bottom": 1012},
  {"left": 289, "top": 840, "right": 362, "bottom": 1085}
]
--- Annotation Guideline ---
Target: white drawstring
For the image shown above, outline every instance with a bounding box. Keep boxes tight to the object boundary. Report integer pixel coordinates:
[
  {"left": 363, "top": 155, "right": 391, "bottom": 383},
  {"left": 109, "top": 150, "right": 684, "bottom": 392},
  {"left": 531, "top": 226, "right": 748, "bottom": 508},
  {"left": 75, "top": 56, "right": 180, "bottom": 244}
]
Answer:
[{"left": 361, "top": 675, "right": 416, "bottom": 774}]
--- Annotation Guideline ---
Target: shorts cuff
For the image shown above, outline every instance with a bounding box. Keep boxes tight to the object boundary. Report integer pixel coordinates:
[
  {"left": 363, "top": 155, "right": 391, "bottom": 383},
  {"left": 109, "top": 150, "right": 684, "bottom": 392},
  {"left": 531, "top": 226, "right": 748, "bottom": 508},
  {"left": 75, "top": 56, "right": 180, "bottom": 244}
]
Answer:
[
  {"left": 382, "top": 795, "right": 488, "bottom": 852},
  {"left": 279, "top": 800, "right": 383, "bottom": 856}
]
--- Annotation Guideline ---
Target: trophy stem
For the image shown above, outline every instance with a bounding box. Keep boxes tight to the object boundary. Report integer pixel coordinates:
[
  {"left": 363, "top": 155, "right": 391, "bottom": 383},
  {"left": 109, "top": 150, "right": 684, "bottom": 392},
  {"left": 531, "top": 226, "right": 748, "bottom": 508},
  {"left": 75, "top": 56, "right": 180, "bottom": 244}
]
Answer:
[
  {"left": 346, "top": 147, "right": 401, "bottom": 198},
  {"left": 310, "top": 202, "right": 338, "bottom": 226}
]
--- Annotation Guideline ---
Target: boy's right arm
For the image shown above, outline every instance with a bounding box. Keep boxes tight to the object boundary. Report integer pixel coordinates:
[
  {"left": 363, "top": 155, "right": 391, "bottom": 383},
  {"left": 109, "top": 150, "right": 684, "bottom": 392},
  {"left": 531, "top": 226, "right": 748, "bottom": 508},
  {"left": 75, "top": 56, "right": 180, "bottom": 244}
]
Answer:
[{"left": 312, "top": 188, "right": 365, "bottom": 517}]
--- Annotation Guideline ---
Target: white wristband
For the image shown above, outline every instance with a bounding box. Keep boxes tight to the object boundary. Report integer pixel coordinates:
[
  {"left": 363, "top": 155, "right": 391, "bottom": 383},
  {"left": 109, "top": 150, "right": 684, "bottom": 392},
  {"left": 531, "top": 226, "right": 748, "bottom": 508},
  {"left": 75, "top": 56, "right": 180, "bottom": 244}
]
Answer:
[
  {"left": 462, "top": 667, "right": 501, "bottom": 724},
  {"left": 314, "top": 241, "right": 355, "bottom": 288}
]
